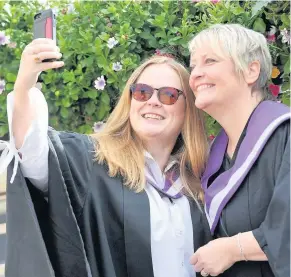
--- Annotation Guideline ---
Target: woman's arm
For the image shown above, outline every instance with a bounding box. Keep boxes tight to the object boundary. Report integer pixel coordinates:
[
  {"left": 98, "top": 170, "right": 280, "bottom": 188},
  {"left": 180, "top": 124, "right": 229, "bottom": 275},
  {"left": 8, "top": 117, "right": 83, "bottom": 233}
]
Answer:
[
  {"left": 7, "top": 88, "right": 50, "bottom": 191},
  {"left": 12, "top": 38, "right": 63, "bottom": 148},
  {"left": 190, "top": 231, "right": 267, "bottom": 276},
  {"left": 4, "top": 38, "right": 64, "bottom": 189}
]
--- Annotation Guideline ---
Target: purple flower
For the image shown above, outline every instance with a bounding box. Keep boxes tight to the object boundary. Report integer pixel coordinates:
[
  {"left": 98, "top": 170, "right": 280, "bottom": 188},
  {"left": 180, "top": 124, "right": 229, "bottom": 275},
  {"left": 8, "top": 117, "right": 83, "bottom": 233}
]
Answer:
[
  {"left": 107, "top": 37, "right": 118, "bottom": 49},
  {"left": 92, "top": 121, "right": 105, "bottom": 133},
  {"left": 107, "top": 23, "right": 113, "bottom": 28},
  {"left": 94, "top": 75, "right": 106, "bottom": 90},
  {"left": 0, "top": 79, "right": 6, "bottom": 94},
  {"left": 112, "top": 62, "right": 122, "bottom": 71},
  {"left": 0, "top": 31, "right": 10, "bottom": 45}
]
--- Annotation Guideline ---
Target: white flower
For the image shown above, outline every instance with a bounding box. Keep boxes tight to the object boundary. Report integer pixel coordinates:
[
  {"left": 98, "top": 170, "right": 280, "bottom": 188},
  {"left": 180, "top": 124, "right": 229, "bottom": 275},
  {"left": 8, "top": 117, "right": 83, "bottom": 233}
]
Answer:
[
  {"left": 107, "top": 37, "right": 118, "bottom": 49},
  {"left": 112, "top": 62, "right": 122, "bottom": 71},
  {"left": 0, "top": 79, "right": 6, "bottom": 94},
  {"left": 269, "top": 26, "right": 276, "bottom": 35},
  {"left": 94, "top": 75, "right": 106, "bottom": 90},
  {"left": 281, "top": 28, "right": 290, "bottom": 45},
  {"left": 67, "top": 3, "right": 75, "bottom": 14}
]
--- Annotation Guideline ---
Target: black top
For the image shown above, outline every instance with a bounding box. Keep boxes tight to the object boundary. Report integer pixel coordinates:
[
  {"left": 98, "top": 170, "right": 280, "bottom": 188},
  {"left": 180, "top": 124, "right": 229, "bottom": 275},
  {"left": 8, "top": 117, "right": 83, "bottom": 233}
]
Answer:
[
  {"left": 5, "top": 128, "right": 211, "bottom": 277},
  {"left": 210, "top": 119, "right": 290, "bottom": 277}
]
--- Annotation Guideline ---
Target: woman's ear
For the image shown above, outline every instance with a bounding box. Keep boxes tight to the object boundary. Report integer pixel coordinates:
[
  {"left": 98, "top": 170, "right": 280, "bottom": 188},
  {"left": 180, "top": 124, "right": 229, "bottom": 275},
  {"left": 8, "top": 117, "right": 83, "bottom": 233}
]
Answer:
[{"left": 243, "top": 60, "right": 261, "bottom": 86}]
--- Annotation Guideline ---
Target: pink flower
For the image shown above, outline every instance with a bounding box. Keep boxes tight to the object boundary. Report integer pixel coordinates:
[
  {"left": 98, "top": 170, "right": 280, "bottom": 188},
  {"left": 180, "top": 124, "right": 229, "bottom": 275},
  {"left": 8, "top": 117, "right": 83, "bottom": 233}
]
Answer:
[
  {"left": 211, "top": 0, "right": 220, "bottom": 3},
  {"left": 266, "top": 34, "right": 276, "bottom": 42},
  {"left": 208, "top": 134, "right": 215, "bottom": 141},
  {"left": 155, "top": 49, "right": 161, "bottom": 55},
  {"left": 269, "top": 84, "right": 280, "bottom": 97},
  {"left": 266, "top": 26, "right": 276, "bottom": 42}
]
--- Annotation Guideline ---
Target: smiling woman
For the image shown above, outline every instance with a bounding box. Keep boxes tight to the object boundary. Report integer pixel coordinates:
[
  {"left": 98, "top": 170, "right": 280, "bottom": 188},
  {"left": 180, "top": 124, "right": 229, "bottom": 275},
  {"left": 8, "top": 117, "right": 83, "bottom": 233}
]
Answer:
[
  {"left": 188, "top": 24, "right": 290, "bottom": 277},
  {"left": 2, "top": 42, "right": 211, "bottom": 277},
  {"left": 94, "top": 56, "right": 208, "bottom": 197}
]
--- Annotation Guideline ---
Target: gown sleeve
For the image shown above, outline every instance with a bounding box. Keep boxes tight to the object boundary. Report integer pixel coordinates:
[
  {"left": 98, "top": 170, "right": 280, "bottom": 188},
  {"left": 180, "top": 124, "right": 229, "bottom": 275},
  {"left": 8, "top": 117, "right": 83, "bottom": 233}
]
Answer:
[{"left": 252, "top": 135, "right": 290, "bottom": 277}]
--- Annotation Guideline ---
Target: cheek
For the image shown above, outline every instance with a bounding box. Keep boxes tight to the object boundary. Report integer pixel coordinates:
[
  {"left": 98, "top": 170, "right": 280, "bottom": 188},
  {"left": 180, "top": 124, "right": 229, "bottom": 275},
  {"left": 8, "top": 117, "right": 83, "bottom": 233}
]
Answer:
[
  {"left": 129, "top": 100, "right": 142, "bottom": 126},
  {"left": 170, "top": 102, "right": 186, "bottom": 122},
  {"left": 189, "top": 74, "right": 195, "bottom": 93}
]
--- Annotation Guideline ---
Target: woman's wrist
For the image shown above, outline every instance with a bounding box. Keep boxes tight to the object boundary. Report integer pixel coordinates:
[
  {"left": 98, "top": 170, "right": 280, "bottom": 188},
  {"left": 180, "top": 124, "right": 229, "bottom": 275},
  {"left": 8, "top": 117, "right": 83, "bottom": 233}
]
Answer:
[{"left": 228, "top": 235, "right": 245, "bottom": 263}]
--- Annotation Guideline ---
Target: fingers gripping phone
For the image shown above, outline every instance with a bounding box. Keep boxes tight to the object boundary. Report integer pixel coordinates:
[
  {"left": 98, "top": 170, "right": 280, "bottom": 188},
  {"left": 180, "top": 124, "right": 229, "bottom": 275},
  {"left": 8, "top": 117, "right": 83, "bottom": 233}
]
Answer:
[{"left": 33, "top": 9, "right": 57, "bottom": 62}]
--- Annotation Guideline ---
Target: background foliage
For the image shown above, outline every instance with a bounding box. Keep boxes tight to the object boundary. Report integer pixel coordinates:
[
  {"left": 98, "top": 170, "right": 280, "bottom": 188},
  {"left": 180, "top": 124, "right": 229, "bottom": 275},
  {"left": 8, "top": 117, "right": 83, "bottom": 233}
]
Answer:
[{"left": 0, "top": 0, "right": 290, "bottom": 139}]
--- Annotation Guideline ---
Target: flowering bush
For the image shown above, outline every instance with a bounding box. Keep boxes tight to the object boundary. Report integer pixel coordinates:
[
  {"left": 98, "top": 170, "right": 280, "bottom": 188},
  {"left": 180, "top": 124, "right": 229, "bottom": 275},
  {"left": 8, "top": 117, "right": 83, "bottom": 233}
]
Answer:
[{"left": 0, "top": 0, "right": 289, "bottom": 139}]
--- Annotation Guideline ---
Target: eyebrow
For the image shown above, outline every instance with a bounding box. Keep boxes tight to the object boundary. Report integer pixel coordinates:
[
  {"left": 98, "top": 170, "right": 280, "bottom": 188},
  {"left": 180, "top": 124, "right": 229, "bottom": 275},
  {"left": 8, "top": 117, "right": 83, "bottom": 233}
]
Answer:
[
  {"left": 189, "top": 54, "right": 207, "bottom": 66},
  {"left": 190, "top": 53, "right": 221, "bottom": 67}
]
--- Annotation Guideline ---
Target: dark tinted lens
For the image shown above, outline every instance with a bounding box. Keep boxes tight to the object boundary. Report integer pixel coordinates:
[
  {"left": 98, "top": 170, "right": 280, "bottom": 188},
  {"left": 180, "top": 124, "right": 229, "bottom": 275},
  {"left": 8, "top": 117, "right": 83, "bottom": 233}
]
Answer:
[
  {"left": 159, "top": 87, "right": 179, "bottom": 105},
  {"left": 131, "top": 84, "right": 153, "bottom": 102}
]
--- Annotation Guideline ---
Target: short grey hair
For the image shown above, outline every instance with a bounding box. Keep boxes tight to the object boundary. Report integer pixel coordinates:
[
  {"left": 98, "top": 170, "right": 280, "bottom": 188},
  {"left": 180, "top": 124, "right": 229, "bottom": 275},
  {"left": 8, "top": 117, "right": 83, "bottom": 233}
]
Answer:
[{"left": 189, "top": 24, "right": 273, "bottom": 98}]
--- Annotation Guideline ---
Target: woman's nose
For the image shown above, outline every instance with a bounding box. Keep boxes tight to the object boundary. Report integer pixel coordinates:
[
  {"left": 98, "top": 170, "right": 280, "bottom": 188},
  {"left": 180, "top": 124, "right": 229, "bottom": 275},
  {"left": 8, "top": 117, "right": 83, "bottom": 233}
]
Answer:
[{"left": 146, "top": 90, "right": 162, "bottom": 106}]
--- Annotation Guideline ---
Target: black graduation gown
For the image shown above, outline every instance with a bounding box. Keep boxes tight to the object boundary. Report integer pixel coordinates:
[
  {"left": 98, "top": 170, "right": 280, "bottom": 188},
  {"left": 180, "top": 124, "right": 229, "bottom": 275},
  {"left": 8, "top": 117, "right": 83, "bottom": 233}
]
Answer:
[
  {"left": 212, "top": 120, "right": 290, "bottom": 277},
  {"left": 5, "top": 128, "right": 211, "bottom": 277}
]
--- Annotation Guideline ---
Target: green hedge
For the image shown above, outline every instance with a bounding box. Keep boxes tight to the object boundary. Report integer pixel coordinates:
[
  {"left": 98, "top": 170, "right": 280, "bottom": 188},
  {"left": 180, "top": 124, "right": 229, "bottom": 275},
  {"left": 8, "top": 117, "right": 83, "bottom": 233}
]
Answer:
[{"left": 0, "top": 0, "right": 290, "bottom": 139}]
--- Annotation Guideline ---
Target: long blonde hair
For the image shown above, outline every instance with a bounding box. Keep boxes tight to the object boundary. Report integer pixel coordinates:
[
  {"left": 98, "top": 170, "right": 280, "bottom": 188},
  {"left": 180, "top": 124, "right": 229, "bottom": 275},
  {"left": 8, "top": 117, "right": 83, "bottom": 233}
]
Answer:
[{"left": 91, "top": 56, "right": 208, "bottom": 200}]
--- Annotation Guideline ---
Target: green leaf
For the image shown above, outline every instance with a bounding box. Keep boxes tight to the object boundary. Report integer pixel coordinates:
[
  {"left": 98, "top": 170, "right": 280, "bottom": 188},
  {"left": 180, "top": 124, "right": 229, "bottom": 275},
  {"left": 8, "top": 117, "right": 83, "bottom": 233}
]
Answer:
[
  {"left": 233, "top": 6, "right": 244, "bottom": 16},
  {"left": 63, "top": 71, "right": 76, "bottom": 83},
  {"left": 281, "top": 82, "right": 290, "bottom": 93},
  {"left": 61, "top": 98, "right": 71, "bottom": 108},
  {"left": 88, "top": 89, "right": 98, "bottom": 99},
  {"left": 85, "top": 101, "right": 96, "bottom": 115},
  {"left": 253, "top": 18, "right": 266, "bottom": 34},
  {"left": 251, "top": 0, "right": 272, "bottom": 18},
  {"left": 139, "top": 32, "right": 154, "bottom": 40},
  {"left": 108, "top": 5, "right": 117, "bottom": 14},
  {"left": 5, "top": 72, "right": 16, "bottom": 82},
  {"left": 283, "top": 57, "right": 290, "bottom": 77},
  {"left": 81, "top": 56, "right": 94, "bottom": 68},
  {"left": 96, "top": 104, "right": 107, "bottom": 120},
  {"left": 60, "top": 107, "right": 69, "bottom": 118},
  {"left": 280, "top": 14, "right": 290, "bottom": 27},
  {"left": 101, "top": 92, "right": 110, "bottom": 105},
  {"left": 0, "top": 125, "right": 8, "bottom": 138},
  {"left": 5, "top": 83, "right": 14, "bottom": 91},
  {"left": 281, "top": 92, "right": 290, "bottom": 106}
]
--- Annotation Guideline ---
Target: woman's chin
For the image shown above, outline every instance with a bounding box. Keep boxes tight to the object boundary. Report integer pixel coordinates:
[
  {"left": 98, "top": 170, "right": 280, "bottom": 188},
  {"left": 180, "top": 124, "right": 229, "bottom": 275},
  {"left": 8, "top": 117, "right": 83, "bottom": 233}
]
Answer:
[{"left": 195, "top": 98, "right": 211, "bottom": 111}]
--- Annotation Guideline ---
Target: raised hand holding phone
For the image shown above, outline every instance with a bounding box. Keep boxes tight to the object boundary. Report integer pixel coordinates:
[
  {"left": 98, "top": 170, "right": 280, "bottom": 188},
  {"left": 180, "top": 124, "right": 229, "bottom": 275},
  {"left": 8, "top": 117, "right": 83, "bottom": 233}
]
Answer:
[
  {"left": 33, "top": 8, "right": 57, "bottom": 62},
  {"left": 14, "top": 9, "right": 64, "bottom": 92},
  {"left": 12, "top": 9, "right": 64, "bottom": 149}
]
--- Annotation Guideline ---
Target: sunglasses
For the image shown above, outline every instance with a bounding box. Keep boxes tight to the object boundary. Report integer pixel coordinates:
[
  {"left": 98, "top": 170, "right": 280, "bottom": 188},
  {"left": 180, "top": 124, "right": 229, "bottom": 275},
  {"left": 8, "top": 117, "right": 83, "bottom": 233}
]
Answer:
[{"left": 130, "top": 83, "right": 185, "bottom": 105}]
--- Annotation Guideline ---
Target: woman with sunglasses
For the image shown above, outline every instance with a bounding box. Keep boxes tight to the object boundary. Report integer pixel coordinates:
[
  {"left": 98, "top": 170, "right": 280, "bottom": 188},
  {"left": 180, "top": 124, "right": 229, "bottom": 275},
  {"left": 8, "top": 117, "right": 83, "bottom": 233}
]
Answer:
[
  {"left": 188, "top": 24, "right": 290, "bottom": 277},
  {"left": 1, "top": 38, "right": 211, "bottom": 277}
]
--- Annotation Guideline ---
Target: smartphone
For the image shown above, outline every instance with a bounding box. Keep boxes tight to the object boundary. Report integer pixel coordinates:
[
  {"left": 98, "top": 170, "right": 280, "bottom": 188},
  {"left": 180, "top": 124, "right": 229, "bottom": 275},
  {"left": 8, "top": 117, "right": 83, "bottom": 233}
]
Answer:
[{"left": 33, "top": 9, "right": 57, "bottom": 62}]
